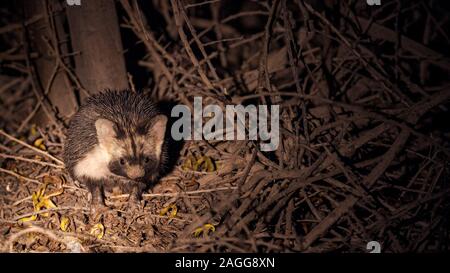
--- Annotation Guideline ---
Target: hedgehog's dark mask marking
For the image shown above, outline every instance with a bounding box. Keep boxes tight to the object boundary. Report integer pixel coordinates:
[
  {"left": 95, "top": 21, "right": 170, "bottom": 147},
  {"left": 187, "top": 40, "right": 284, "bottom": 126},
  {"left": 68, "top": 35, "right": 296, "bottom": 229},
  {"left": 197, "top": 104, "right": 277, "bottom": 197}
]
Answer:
[{"left": 95, "top": 115, "right": 167, "bottom": 182}]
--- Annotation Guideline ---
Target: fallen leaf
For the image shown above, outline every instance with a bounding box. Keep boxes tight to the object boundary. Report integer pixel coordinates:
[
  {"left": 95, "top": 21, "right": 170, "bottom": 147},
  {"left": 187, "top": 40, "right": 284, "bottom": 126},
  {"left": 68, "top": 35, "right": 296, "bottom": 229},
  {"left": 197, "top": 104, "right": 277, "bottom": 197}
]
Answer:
[
  {"left": 18, "top": 214, "right": 37, "bottom": 223},
  {"left": 193, "top": 227, "right": 203, "bottom": 237},
  {"left": 183, "top": 155, "right": 216, "bottom": 172},
  {"left": 33, "top": 138, "right": 46, "bottom": 151},
  {"left": 159, "top": 204, "right": 178, "bottom": 218},
  {"left": 30, "top": 124, "right": 38, "bottom": 136},
  {"left": 182, "top": 155, "right": 196, "bottom": 171},
  {"left": 60, "top": 216, "right": 70, "bottom": 231},
  {"left": 193, "top": 223, "right": 216, "bottom": 237},
  {"left": 90, "top": 224, "right": 105, "bottom": 239},
  {"left": 18, "top": 176, "right": 64, "bottom": 223}
]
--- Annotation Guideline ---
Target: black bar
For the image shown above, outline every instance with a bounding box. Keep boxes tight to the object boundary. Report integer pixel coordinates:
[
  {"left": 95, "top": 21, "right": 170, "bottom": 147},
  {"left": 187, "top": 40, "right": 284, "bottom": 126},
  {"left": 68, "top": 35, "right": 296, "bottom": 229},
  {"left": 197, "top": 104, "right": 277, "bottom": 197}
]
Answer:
[{"left": 0, "top": 253, "right": 445, "bottom": 272}]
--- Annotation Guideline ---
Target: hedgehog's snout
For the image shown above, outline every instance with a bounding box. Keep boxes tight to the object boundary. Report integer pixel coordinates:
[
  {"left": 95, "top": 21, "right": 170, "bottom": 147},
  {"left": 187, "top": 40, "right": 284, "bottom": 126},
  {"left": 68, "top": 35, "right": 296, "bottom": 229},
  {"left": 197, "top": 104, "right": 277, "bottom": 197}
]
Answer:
[{"left": 126, "top": 165, "right": 145, "bottom": 180}]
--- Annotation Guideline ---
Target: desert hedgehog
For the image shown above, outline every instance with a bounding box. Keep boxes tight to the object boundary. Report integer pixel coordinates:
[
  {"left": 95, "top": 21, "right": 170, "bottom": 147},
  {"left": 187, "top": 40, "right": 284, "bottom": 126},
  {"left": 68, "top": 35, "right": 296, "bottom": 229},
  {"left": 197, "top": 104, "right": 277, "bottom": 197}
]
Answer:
[{"left": 63, "top": 90, "right": 168, "bottom": 211}]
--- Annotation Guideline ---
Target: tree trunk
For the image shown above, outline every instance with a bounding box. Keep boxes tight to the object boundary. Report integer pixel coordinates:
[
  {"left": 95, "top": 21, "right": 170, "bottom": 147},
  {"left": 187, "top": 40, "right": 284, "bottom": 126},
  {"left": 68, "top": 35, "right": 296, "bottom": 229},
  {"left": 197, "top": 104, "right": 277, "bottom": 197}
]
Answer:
[
  {"left": 66, "top": 0, "right": 129, "bottom": 98},
  {"left": 22, "top": 0, "right": 78, "bottom": 126}
]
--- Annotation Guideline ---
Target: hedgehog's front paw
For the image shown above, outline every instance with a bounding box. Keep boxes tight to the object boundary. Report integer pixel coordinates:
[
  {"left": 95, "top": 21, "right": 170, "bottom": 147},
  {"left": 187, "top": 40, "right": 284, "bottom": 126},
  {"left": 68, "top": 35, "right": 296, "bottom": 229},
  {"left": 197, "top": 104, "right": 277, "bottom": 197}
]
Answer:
[
  {"left": 128, "top": 192, "right": 143, "bottom": 208},
  {"left": 89, "top": 191, "right": 108, "bottom": 215},
  {"left": 90, "top": 201, "right": 109, "bottom": 215},
  {"left": 91, "top": 199, "right": 109, "bottom": 215},
  {"left": 126, "top": 187, "right": 144, "bottom": 211}
]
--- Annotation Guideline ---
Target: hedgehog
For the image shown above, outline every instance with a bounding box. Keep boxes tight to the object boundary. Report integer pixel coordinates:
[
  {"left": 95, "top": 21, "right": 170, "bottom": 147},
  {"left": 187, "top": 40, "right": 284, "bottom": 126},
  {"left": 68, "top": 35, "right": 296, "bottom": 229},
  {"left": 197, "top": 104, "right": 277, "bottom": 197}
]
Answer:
[{"left": 63, "top": 90, "right": 168, "bottom": 212}]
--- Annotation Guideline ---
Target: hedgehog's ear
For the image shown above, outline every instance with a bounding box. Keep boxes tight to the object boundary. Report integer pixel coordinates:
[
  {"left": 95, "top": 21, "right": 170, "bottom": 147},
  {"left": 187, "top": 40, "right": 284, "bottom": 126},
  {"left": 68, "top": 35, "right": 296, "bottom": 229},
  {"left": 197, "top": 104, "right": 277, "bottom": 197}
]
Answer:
[
  {"left": 95, "top": 118, "right": 117, "bottom": 143},
  {"left": 147, "top": 115, "right": 167, "bottom": 159}
]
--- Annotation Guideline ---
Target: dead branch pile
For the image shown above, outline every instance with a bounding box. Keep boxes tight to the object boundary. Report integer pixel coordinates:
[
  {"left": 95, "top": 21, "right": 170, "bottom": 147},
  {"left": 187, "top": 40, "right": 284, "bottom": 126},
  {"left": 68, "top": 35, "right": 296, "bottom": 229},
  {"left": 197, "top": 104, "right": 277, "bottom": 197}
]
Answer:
[{"left": 1, "top": 0, "right": 450, "bottom": 252}]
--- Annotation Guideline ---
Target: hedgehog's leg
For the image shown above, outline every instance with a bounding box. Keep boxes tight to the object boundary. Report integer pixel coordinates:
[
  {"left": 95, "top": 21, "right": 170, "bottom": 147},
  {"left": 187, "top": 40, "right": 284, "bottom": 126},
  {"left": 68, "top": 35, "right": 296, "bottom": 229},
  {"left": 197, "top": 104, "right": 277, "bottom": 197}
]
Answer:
[
  {"left": 85, "top": 179, "right": 107, "bottom": 214},
  {"left": 128, "top": 181, "right": 146, "bottom": 206}
]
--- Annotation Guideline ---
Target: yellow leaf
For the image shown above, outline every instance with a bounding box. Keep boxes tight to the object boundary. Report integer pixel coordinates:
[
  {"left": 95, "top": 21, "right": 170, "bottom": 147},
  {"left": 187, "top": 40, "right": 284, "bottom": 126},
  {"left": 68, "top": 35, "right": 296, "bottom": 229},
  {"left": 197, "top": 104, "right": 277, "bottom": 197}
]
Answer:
[
  {"left": 19, "top": 215, "right": 37, "bottom": 223},
  {"left": 33, "top": 138, "right": 43, "bottom": 147},
  {"left": 60, "top": 216, "right": 70, "bottom": 231},
  {"left": 38, "top": 199, "right": 56, "bottom": 217},
  {"left": 203, "top": 156, "right": 215, "bottom": 172},
  {"left": 193, "top": 223, "right": 216, "bottom": 237},
  {"left": 195, "top": 156, "right": 216, "bottom": 172},
  {"left": 90, "top": 224, "right": 105, "bottom": 239},
  {"left": 193, "top": 156, "right": 204, "bottom": 171},
  {"left": 182, "top": 156, "right": 195, "bottom": 171},
  {"left": 33, "top": 138, "right": 46, "bottom": 151},
  {"left": 30, "top": 124, "right": 38, "bottom": 136},
  {"left": 204, "top": 224, "right": 216, "bottom": 233},
  {"left": 183, "top": 155, "right": 216, "bottom": 172},
  {"left": 169, "top": 205, "right": 178, "bottom": 218},
  {"left": 159, "top": 204, "right": 178, "bottom": 218},
  {"left": 159, "top": 207, "right": 169, "bottom": 216},
  {"left": 31, "top": 185, "right": 46, "bottom": 208},
  {"left": 193, "top": 227, "right": 204, "bottom": 237},
  {"left": 19, "top": 180, "right": 60, "bottom": 222}
]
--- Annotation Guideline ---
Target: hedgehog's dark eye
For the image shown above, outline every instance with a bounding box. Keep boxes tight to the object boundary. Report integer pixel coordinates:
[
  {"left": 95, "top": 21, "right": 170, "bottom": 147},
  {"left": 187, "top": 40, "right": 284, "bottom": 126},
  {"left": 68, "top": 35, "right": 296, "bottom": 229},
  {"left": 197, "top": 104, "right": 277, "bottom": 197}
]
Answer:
[
  {"left": 119, "top": 158, "right": 126, "bottom": 165},
  {"left": 144, "top": 157, "right": 150, "bottom": 163}
]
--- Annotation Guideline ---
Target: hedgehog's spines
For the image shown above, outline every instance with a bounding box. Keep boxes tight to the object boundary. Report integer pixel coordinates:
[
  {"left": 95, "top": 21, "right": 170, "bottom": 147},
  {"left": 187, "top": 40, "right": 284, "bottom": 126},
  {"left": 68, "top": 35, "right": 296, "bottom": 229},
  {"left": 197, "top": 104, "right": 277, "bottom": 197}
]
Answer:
[{"left": 63, "top": 90, "right": 168, "bottom": 195}]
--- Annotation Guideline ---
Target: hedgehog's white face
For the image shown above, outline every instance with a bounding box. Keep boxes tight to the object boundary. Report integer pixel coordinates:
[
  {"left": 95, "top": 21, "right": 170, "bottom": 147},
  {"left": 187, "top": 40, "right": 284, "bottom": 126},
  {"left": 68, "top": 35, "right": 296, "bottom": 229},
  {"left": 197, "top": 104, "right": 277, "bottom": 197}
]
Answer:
[{"left": 94, "top": 115, "right": 167, "bottom": 183}]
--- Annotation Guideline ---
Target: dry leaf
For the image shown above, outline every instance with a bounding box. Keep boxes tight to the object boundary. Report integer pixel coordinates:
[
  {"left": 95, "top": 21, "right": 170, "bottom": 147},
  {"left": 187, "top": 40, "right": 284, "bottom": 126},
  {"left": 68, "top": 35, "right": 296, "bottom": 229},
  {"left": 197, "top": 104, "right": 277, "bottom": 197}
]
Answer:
[
  {"left": 33, "top": 138, "right": 46, "bottom": 151},
  {"left": 90, "top": 224, "right": 105, "bottom": 239},
  {"left": 60, "top": 216, "right": 70, "bottom": 231},
  {"left": 183, "top": 155, "right": 216, "bottom": 172},
  {"left": 193, "top": 223, "right": 216, "bottom": 237},
  {"left": 18, "top": 176, "right": 64, "bottom": 223},
  {"left": 159, "top": 204, "right": 178, "bottom": 218}
]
